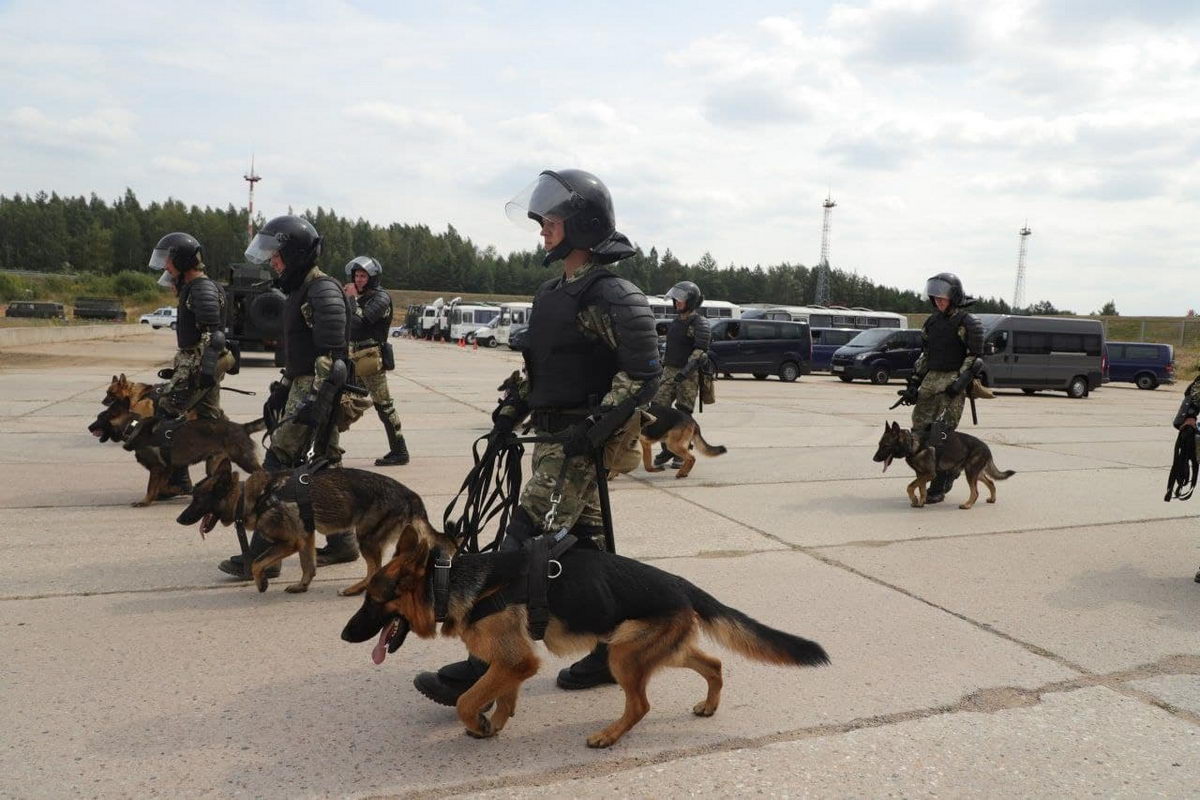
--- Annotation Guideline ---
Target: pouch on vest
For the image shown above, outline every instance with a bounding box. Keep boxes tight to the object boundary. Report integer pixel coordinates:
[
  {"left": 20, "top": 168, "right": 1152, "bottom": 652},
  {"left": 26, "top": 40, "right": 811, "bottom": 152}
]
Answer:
[
  {"left": 350, "top": 344, "right": 383, "bottom": 377},
  {"left": 603, "top": 408, "right": 646, "bottom": 476},
  {"left": 381, "top": 342, "right": 395, "bottom": 371},
  {"left": 699, "top": 371, "right": 717, "bottom": 406},
  {"left": 337, "top": 392, "right": 374, "bottom": 432}
]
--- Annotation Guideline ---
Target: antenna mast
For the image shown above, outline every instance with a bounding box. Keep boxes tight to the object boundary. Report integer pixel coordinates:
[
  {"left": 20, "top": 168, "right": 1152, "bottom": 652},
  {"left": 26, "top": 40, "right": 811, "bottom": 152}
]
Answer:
[
  {"left": 243, "top": 156, "right": 262, "bottom": 245},
  {"left": 1012, "top": 222, "right": 1032, "bottom": 310},
  {"left": 813, "top": 192, "right": 836, "bottom": 305}
]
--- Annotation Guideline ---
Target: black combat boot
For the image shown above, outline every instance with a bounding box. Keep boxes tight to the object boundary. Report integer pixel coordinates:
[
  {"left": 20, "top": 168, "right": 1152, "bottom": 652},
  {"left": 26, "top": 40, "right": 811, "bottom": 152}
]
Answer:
[
  {"left": 161, "top": 466, "right": 193, "bottom": 498},
  {"left": 413, "top": 656, "right": 490, "bottom": 706},
  {"left": 218, "top": 531, "right": 281, "bottom": 579},
  {"left": 374, "top": 412, "right": 409, "bottom": 466},
  {"left": 316, "top": 532, "right": 360, "bottom": 566},
  {"left": 557, "top": 643, "right": 616, "bottom": 690},
  {"left": 925, "top": 471, "right": 951, "bottom": 504},
  {"left": 653, "top": 443, "right": 673, "bottom": 466}
]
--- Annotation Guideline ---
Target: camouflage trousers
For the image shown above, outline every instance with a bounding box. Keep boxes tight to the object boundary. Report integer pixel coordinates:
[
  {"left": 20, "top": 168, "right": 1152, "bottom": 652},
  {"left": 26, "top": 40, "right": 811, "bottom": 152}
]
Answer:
[
  {"left": 519, "top": 435, "right": 606, "bottom": 550},
  {"left": 911, "top": 370, "right": 966, "bottom": 433},
  {"left": 654, "top": 365, "right": 699, "bottom": 413},
  {"left": 361, "top": 370, "right": 402, "bottom": 430},
  {"left": 164, "top": 348, "right": 227, "bottom": 420},
  {"left": 269, "top": 375, "right": 342, "bottom": 467}
]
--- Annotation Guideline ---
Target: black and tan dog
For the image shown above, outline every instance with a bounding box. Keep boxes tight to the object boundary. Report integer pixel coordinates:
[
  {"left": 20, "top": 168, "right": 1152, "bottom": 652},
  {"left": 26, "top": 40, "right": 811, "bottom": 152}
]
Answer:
[
  {"left": 341, "top": 528, "right": 828, "bottom": 748},
  {"left": 639, "top": 403, "right": 727, "bottom": 479},
  {"left": 873, "top": 421, "right": 1015, "bottom": 509},
  {"left": 177, "top": 461, "right": 439, "bottom": 595},
  {"left": 120, "top": 414, "right": 264, "bottom": 507}
]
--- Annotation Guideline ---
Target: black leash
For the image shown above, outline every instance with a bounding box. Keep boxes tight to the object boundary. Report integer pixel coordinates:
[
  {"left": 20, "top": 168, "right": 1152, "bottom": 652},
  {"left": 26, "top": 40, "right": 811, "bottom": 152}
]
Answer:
[
  {"left": 442, "top": 433, "right": 527, "bottom": 554},
  {"left": 1165, "top": 426, "right": 1197, "bottom": 502}
]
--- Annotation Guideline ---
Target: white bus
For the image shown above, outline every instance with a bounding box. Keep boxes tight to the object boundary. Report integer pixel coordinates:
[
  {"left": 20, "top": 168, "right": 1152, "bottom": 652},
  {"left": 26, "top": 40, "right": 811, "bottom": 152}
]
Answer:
[
  {"left": 649, "top": 296, "right": 742, "bottom": 320},
  {"left": 449, "top": 304, "right": 500, "bottom": 342},
  {"left": 492, "top": 301, "right": 533, "bottom": 346},
  {"left": 741, "top": 304, "right": 904, "bottom": 329}
]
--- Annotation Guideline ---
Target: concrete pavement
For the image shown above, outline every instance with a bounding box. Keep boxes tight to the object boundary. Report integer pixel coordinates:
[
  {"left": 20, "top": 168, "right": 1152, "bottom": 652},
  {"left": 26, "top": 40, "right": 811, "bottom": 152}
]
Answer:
[{"left": 1, "top": 331, "right": 1197, "bottom": 798}]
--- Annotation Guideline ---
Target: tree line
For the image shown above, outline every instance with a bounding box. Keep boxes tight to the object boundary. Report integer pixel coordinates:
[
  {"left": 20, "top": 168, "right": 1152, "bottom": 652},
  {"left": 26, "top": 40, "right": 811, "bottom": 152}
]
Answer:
[{"left": 1, "top": 189, "right": 1054, "bottom": 314}]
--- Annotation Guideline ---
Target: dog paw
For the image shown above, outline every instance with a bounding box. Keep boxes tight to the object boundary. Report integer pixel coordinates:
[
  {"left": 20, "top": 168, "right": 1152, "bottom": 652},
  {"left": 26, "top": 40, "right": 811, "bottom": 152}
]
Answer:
[
  {"left": 338, "top": 585, "right": 365, "bottom": 597},
  {"left": 674, "top": 473, "right": 688, "bottom": 479},
  {"left": 986, "top": 497, "right": 996, "bottom": 504},
  {"left": 958, "top": 503, "right": 973, "bottom": 510},
  {"left": 692, "top": 701, "right": 718, "bottom": 717},
  {"left": 586, "top": 730, "right": 619, "bottom": 749},
  {"left": 284, "top": 583, "right": 309, "bottom": 594},
  {"left": 254, "top": 574, "right": 269, "bottom": 593},
  {"left": 130, "top": 500, "right": 150, "bottom": 508},
  {"left": 465, "top": 714, "right": 494, "bottom": 739}
]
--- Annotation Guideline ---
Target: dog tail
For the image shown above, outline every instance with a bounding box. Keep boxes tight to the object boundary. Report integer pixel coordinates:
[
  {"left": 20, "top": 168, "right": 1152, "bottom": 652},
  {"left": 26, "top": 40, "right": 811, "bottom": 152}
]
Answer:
[
  {"left": 687, "top": 583, "right": 828, "bottom": 667},
  {"left": 984, "top": 460, "right": 1015, "bottom": 481},
  {"left": 691, "top": 426, "right": 727, "bottom": 458},
  {"left": 242, "top": 418, "right": 268, "bottom": 434}
]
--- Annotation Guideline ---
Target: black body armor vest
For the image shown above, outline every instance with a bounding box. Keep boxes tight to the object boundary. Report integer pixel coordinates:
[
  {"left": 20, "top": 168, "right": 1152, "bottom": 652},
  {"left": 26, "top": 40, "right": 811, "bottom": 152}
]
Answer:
[
  {"left": 664, "top": 317, "right": 695, "bottom": 368},
  {"left": 924, "top": 311, "right": 969, "bottom": 372},
  {"left": 175, "top": 276, "right": 225, "bottom": 349},
  {"left": 524, "top": 269, "right": 619, "bottom": 410}
]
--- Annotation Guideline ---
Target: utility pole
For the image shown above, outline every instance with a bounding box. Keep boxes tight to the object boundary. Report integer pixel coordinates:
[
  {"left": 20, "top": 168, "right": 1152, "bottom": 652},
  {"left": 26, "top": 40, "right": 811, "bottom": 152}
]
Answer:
[
  {"left": 813, "top": 193, "right": 836, "bottom": 305},
  {"left": 243, "top": 156, "right": 262, "bottom": 245},
  {"left": 1012, "top": 222, "right": 1031, "bottom": 311}
]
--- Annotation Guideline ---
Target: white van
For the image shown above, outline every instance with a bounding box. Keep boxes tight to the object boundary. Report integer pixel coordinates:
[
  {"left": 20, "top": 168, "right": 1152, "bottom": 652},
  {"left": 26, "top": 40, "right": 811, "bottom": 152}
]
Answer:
[
  {"left": 492, "top": 302, "right": 533, "bottom": 347},
  {"left": 450, "top": 304, "right": 500, "bottom": 342}
]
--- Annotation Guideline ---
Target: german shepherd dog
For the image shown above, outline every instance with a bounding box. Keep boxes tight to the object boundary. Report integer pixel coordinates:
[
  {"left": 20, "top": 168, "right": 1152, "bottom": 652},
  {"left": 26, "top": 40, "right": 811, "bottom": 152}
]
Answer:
[
  {"left": 89, "top": 374, "right": 158, "bottom": 441},
  {"left": 873, "top": 421, "right": 1016, "bottom": 509},
  {"left": 176, "top": 461, "right": 439, "bottom": 595},
  {"left": 640, "top": 403, "right": 727, "bottom": 479},
  {"left": 341, "top": 528, "right": 829, "bottom": 748},
  {"left": 119, "top": 414, "right": 264, "bottom": 507}
]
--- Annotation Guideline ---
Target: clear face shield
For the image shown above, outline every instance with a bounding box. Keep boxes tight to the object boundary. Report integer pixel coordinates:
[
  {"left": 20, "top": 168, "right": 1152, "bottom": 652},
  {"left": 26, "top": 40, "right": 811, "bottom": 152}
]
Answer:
[
  {"left": 344, "top": 256, "right": 380, "bottom": 279},
  {"left": 149, "top": 248, "right": 176, "bottom": 287},
  {"left": 245, "top": 232, "right": 283, "bottom": 265},
  {"left": 925, "top": 278, "right": 954, "bottom": 300},
  {"left": 504, "top": 173, "right": 584, "bottom": 231}
]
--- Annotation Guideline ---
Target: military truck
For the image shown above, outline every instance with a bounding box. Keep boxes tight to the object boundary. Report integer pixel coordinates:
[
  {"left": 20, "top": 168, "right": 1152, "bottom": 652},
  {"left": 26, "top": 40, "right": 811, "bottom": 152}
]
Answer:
[
  {"left": 214, "top": 262, "right": 287, "bottom": 368},
  {"left": 73, "top": 297, "right": 127, "bottom": 321}
]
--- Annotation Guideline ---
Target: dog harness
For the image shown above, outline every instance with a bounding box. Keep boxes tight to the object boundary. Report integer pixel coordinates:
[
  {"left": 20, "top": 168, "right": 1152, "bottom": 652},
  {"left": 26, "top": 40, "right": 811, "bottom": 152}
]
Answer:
[
  {"left": 274, "top": 458, "right": 332, "bottom": 534},
  {"left": 431, "top": 531, "right": 577, "bottom": 641}
]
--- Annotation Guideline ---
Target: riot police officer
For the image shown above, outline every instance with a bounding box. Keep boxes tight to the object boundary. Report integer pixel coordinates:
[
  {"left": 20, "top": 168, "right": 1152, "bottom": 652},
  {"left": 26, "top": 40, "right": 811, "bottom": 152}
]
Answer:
[
  {"left": 412, "top": 169, "right": 661, "bottom": 706},
  {"left": 218, "top": 214, "right": 355, "bottom": 577},
  {"left": 652, "top": 280, "right": 711, "bottom": 467},
  {"left": 898, "top": 272, "right": 984, "bottom": 504},
  {"left": 344, "top": 256, "right": 409, "bottom": 466}
]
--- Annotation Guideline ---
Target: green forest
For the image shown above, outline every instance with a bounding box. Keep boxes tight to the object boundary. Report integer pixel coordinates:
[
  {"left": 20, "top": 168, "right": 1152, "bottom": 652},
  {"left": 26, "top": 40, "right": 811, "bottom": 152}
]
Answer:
[{"left": 0, "top": 189, "right": 1042, "bottom": 314}]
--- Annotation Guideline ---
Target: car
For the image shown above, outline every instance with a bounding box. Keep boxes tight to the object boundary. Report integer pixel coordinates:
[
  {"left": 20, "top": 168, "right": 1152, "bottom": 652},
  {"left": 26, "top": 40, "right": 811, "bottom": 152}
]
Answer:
[
  {"left": 507, "top": 323, "right": 530, "bottom": 351},
  {"left": 829, "top": 328, "right": 923, "bottom": 384},
  {"left": 5, "top": 301, "right": 65, "bottom": 319},
  {"left": 139, "top": 307, "right": 178, "bottom": 329},
  {"left": 707, "top": 318, "right": 812, "bottom": 382},
  {"left": 810, "top": 327, "right": 861, "bottom": 372},
  {"left": 1104, "top": 341, "right": 1174, "bottom": 390},
  {"left": 466, "top": 318, "right": 502, "bottom": 348},
  {"left": 976, "top": 314, "right": 1105, "bottom": 398}
]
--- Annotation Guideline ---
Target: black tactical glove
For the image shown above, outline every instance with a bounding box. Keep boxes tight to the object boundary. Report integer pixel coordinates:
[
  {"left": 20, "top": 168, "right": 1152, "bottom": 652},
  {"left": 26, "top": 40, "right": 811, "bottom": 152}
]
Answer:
[
  {"left": 561, "top": 417, "right": 597, "bottom": 459},
  {"left": 897, "top": 376, "right": 920, "bottom": 406},
  {"left": 264, "top": 379, "right": 290, "bottom": 417},
  {"left": 946, "top": 370, "right": 973, "bottom": 398},
  {"left": 489, "top": 413, "right": 517, "bottom": 444},
  {"left": 293, "top": 394, "right": 319, "bottom": 427}
]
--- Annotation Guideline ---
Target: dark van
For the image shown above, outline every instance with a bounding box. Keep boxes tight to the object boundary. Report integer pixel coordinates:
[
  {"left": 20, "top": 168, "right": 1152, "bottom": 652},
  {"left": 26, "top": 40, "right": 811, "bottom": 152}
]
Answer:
[
  {"left": 810, "top": 328, "right": 861, "bottom": 372},
  {"left": 708, "top": 319, "right": 812, "bottom": 382},
  {"left": 1105, "top": 341, "right": 1174, "bottom": 390},
  {"left": 829, "top": 328, "right": 923, "bottom": 384},
  {"left": 5, "top": 301, "right": 66, "bottom": 319}
]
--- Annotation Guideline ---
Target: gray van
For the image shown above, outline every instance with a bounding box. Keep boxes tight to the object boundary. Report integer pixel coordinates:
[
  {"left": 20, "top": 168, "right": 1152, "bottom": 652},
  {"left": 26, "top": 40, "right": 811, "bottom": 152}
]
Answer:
[{"left": 975, "top": 314, "right": 1104, "bottom": 398}]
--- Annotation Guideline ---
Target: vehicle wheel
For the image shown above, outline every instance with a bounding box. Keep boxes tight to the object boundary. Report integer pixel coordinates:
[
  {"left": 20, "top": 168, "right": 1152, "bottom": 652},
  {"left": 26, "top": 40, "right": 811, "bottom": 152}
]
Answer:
[
  {"left": 838, "top": 375, "right": 854, "bottom": 383},
  {"left": 723, "top": 373, "right": 732, "bottom": 380},
  {"left": 1022, "top": 388, "right": 1037, "bottom": 395},
  {"left": 752, "top": 373, "right": 768, "bottom": 381},
  {"left": 486, "top": 338, "right": 498, "bottom": 348},
  {"left": 1135, "top": 373, "right": 1158, "bottom": 390},
  {"left": 169, "top": 322, "right": 177, "bottom": 331},
  {"left": 779, "top": 361, "right": 800, "bottom": 382},
  {"left": 869, "top": 366, "right": 890, "bottom": 385},
  {"left": 140, "top": 320, "right": 149, "bottom": 325},
  {"left": 1066, "top": 376, "right": 1088, "bottom": 398}
]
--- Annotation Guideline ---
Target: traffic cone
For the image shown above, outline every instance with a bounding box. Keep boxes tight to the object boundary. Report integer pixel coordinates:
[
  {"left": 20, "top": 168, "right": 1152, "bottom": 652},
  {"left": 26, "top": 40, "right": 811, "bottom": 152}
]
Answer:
[
  {"left": 458, "top": 337, "right": 465, "bottom": 348},
  {"left": 472, "top": 338, "right": 479, "bottom": 351}
]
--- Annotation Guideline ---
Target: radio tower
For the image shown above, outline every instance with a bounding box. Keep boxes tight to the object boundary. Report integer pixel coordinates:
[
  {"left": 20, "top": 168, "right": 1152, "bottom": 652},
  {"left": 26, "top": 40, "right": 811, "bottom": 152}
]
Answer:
[
  {"left": 243, "top": 156, "right": 262, "bottom": 245},
  {"left": 813, "top": 192, "right": 836, "bottom": 305},
  {"left": 1012, "top": 222, "right": 1032, "bottom": 311}
]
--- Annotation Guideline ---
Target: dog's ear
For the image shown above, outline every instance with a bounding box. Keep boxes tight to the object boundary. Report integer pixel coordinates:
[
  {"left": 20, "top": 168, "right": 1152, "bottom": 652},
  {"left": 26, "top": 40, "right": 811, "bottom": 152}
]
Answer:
[
  {"left": 890, "top": 421, "right": 901, "bottom": 432},
  {"left": 216, "top": 458, "right": 232, "bottom": 476},
  {"left": 119, "top": 373, "right": 127, "bottom": 385}
]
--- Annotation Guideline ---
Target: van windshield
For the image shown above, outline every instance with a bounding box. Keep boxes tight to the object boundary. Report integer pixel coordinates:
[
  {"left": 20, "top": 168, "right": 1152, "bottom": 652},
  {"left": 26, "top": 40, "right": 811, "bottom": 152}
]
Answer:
[{"left": 846, "top": 329, "right": 893, "bottom": 347}]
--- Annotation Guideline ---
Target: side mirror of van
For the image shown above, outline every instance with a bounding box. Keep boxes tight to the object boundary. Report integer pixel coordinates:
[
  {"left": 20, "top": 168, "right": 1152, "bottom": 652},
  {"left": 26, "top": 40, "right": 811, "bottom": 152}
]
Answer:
[{"left": 984, "top": 341, "right": 998, "bottom": 356}]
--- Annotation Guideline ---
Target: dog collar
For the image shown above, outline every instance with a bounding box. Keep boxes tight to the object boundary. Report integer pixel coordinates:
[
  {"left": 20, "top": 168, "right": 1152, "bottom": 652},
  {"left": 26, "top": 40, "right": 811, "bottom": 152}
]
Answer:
[{"left": 431, "top": 548, "right": 453, "bottom": 623}]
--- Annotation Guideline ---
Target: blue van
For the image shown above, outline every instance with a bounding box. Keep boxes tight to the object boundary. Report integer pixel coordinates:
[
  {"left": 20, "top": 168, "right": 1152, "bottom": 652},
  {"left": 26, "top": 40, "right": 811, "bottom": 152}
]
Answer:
[
  {"left": 708, "top": 318, "right": 812, "bottom": 382},
  {"left": 829, "top": 328, "right": 923, "bottom": 384},
  {"left": 810, "top": 328, "right": 861, "bottom": 372},
  {"left": 1105, "top": 341, "right": 1175, "bottom": 390}
]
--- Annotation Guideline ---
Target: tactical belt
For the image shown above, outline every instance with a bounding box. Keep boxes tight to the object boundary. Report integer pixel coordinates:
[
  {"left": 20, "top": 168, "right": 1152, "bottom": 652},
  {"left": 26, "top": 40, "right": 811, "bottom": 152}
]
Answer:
[
  {"left": 452, "top": 531, "right": 577, "bottom": 640},
  {"left": 529, "top": 409, "right": 589, "bottom": 434}
]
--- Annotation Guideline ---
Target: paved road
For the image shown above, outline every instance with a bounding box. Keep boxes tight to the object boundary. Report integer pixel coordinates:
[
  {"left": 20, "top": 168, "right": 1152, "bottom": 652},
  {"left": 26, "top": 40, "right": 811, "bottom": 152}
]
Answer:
[{"left": 2, "top": 332, "right": 1197, "bottom": 798}]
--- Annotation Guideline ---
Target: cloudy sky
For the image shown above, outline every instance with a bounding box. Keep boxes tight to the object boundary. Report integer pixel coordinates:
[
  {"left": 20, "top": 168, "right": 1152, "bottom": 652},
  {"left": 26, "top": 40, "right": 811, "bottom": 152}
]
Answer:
[{"left": 2, "top": 0, "right": 1198, "bottom": 314}]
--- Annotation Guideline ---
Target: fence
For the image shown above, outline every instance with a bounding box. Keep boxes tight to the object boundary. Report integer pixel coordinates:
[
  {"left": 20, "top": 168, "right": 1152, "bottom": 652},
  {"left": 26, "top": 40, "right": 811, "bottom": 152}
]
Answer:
[{"left": 1101, "top": 318, "right": 1200, "bottom": 349}]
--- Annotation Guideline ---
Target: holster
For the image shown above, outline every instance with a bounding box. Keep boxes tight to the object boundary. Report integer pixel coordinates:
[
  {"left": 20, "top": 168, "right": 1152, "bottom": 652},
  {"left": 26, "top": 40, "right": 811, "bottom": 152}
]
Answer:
[{"left": 381, "top": 341, "right": 395, "bottom": 371}]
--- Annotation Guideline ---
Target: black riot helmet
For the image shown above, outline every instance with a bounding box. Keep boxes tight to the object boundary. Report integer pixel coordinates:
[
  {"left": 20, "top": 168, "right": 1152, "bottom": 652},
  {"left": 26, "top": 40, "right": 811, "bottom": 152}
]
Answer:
[
  {"left": 925, "top": 272, "right": 970, "bottom": 311},
  {"left": 345, "top": 256, "right": 383, "bottom": 290},
  {"left": 505, "top": 169, "right": 636, "bottom": 266},
  {"left": 148, "top": 232, "right": 203, "bottom": 288},
  {"left": 246, "top": 215, "right": 323, "bottom": 293},
  {"left": 666, "top": 281, "right": 703, "bottom": 314}
]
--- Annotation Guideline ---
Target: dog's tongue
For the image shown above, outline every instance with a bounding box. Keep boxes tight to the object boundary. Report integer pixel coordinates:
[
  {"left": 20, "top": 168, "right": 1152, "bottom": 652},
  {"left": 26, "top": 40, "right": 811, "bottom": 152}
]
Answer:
[
  {"left": 371, "top": 623, "right": 392, "bottom": 665},
  {"left": 883, "top": 456, "right": 893, "bottom": 473}
]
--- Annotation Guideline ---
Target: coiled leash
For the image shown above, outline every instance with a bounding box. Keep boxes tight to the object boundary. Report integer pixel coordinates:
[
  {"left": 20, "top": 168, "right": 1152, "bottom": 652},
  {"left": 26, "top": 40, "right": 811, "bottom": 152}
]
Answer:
[
  {"left": 442, "top": 432, "right": 527, "bottom": 554},
  {"left": 1164, "top": 426, "right": 1198, "bottom": 502}
]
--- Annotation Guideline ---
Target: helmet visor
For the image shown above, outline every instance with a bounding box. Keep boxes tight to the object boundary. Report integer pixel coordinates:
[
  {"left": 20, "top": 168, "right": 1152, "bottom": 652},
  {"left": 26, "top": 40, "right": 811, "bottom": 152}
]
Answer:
[
  {"left": 925, "top": 278, "right": 954, "bottom": 299},
  {"left": 345, "top": 256, "right": 380, "bottom": 278},
  {"left": 157, "top": 270, "right": 176, "bottom": 288},
  {"left": 148, "top": 248, "right": 170, "bottom": 270},
  {"left": 504, "top": 173, "right": 584, "bottom": 229},
  {"left": 245, "top": 232, "right": 283, "bottom": 265},
  {"left": 665, "top": 286, "right": 689, "bottom": 304}
]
